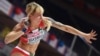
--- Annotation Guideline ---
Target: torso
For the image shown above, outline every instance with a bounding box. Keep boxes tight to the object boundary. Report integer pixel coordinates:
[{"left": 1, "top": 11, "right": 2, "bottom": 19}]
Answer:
[
  {"left": 17, "top": 17, "right": 47, "bottom": 54},
  {"left": 18, "top": 41, "right": 39, "bottom": 54},
  {"left": 18, "top": 28, "right": 47, "bottom": 54}
]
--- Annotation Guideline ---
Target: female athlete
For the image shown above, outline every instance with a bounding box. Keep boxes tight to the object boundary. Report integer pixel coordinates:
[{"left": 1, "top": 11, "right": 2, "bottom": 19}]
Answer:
[{"left": 5, "top": 2, "right": 97, "bottom": 56}]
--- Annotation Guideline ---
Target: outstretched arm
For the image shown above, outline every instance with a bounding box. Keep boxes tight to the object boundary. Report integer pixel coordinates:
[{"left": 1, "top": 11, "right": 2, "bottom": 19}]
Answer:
[{"left": 47, "top": 17, "right": 97, "bottom": 43}]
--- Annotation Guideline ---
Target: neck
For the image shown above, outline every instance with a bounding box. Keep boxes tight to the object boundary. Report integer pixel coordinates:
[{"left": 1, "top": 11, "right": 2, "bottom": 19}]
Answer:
[{"left": 29, "top": 19, "right": 41, "bottom": 30}]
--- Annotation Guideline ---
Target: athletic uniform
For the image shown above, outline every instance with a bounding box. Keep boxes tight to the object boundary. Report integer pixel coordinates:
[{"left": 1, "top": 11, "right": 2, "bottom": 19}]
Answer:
[
  {"left": 11, "top": 46, "right": 30, "bottom": 56},
  {"left": 11, "top": 20, "right": 47, "bottom": 56}
]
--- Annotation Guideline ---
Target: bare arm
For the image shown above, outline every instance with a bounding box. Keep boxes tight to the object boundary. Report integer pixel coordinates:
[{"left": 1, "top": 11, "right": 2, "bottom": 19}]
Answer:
[
  {"left": 47, "top": 17, "right": 97, "bottom": 43},
  {"left": 47, "top": 17, "right": 86, "bottom": 36},
  {"left": 4, "top": 19, "right": 25, "bottom": 44}
]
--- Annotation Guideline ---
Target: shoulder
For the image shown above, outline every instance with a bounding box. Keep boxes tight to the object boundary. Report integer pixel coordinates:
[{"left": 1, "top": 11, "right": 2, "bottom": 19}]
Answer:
[
  {"left": 42, "top": 16, "right": 53, "bottom": 23},
  {"left": 43, "top": 16, "right": 51, "bottom": 20},
  {"left": 42, "top": 16, "right": 54, "bottom": 22}
]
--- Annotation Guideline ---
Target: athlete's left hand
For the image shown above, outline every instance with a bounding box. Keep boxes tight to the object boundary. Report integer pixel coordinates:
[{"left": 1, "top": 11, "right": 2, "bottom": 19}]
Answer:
[{"left": 83, "top": 30, "right": 97, "bottom": 43}]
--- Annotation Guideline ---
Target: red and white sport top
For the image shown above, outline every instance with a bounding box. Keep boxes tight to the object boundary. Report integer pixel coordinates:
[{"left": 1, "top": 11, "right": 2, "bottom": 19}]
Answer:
[{"left": 20, "top": 27, "right": 47, "bottom": 44}]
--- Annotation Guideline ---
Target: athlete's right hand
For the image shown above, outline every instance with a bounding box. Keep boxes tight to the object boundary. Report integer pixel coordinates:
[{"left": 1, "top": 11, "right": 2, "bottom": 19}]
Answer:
[
  {"left": 13, "top": 18, "right": 26, "bottom": 31},
  {"left": 20, "top": 17, "right": 29, "bottom": 33},
  {"left": 19, "top": 19, "right": 25, "bottom": 28}
]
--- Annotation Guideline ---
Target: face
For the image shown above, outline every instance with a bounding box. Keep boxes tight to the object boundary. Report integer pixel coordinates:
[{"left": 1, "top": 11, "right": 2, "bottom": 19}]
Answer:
[
  {"left": 29, "top": 12, "right": 43, "bottom": 20},
  {"left": 28, "top": 5, "right": 44, "bottom": 26},
  {"left": 29, "top": 7, "right": 44, "bottom": 19},
  {"left": 28, "top": 11, "right": 43, "bottom": 27}
]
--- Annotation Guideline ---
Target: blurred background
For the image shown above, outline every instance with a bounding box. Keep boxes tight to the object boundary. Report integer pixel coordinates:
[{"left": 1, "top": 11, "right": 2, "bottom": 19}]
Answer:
[{"left": 0, "top": 0, "right": 100, "bottom": 56}]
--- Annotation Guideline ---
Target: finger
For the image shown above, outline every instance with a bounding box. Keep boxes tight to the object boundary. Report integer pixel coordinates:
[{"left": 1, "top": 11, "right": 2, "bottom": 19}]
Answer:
[
  {"left": 85, "top": 39, "right": 92, "bottom": 44},
  {"left": 87, "top": 40, "right": 92, "bottom": 44},
  {"left": 19, "top": 19, "right": 25, "bottom": 25},
  {"left": 95, "top": 34, "right": 98, "bottom": 36},
  {"left": 91, "top": 29, "right": 94, "bottom": 33},
  {"left": 92, "top": 34, "right": 98, "bottom": 37},
  {"left": 92, "top": 31, "right": 96, "bottom": 34},
  {"left": 20, "top": 17, "right": 29, "bottom": 24},
  {"left": 91, "top": 31, "right": 97, "bottom": 35},
  {"left": 91, "top": 38, "right": 97, "bottom": 40},
  {"left": 19, "top": 19, "right": 26, "bottom": 27},
  {"left": 21, "top": 19, "right": 26, "bottom": 23}
]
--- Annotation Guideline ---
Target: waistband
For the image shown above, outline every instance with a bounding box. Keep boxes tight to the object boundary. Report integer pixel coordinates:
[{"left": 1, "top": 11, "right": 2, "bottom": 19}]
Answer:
[{"left": 15, "top": 46, "right": 30, "bottom": 55}]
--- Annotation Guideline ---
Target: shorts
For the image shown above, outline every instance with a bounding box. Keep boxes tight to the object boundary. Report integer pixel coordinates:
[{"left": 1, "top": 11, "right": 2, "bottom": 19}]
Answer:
[{"left": 10, "top": 46, "right": 30, "bottom": 56}]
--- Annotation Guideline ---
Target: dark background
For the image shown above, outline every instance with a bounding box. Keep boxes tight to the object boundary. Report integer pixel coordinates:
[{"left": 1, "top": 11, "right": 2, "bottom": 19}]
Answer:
[{"left": 0, "top": 0, "right": 100, "bottom": 56}]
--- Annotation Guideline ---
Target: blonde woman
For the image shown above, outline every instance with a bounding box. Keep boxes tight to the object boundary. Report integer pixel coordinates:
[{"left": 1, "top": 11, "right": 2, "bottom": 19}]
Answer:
[{"left": 5, "top": 2, "right": 97, "bottom": 56}]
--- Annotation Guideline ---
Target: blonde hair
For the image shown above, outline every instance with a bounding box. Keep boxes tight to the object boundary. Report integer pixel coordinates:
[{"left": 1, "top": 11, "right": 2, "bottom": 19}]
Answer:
[
  {"left": 25, "top": 2, "right": 44, "bottom": 16},
  {"left": 42, "top": 18, "right": 52, "bottom": 31},
  {"left": 25, "top": 2, "right": 52, "bottom": 31}
]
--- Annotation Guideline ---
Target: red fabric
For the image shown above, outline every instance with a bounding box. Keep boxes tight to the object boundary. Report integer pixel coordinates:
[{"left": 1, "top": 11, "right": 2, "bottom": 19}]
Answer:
[
  {"left": 20, "top": 20, "right": 45, "bottom": 44},
  {"left": 25, "top": 26, "right": 31, "bottom": 34},
  {"left": 10, "top": 47, "right": 29, "bottom": 56},
  {"left": 20, "top": 26, "right": 31, "bottom": 44},
  {"left": 39, "top": 20, "right": 45, "bottom": 28},
  {"left": 20, "top": 37, "right": 28, "bottom": 44}
]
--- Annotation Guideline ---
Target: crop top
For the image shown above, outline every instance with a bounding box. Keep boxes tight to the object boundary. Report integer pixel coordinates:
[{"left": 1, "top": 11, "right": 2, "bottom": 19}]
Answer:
[{"left": 20, "top": 27, "right": 47, "bottom": 44}]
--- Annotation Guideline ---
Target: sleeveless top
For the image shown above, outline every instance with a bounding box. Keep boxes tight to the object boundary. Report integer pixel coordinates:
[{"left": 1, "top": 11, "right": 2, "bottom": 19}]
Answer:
[{"left": 20, "top": 20, "right": 47, "bottom": 44}]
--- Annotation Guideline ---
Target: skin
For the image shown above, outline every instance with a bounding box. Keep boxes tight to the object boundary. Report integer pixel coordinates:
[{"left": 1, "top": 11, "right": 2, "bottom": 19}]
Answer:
[{"left": 5, "top": 6, "right": 97, "bottom": 56}]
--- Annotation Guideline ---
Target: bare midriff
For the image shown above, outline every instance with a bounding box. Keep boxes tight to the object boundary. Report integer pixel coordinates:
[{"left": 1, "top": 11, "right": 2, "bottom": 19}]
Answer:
[{"left": 17, "top": 41, "right": 40, "bottom": 54}]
